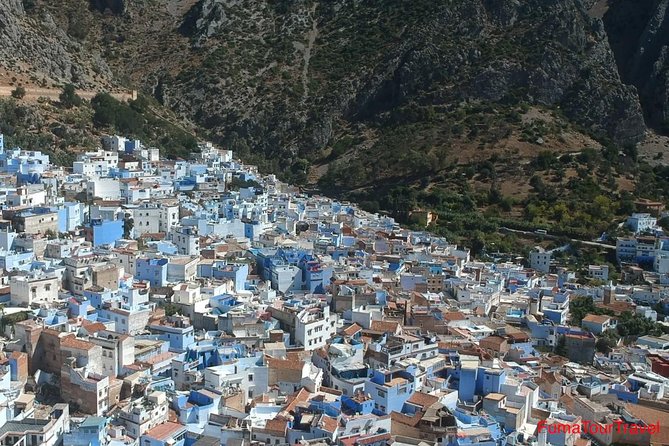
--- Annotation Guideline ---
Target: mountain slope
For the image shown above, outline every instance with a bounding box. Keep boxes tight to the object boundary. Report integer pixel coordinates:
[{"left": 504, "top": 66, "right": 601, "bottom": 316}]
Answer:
[
  {"left": 4, "top": 0, "right": 669, "bottom": 246},
  {"left": 156, "top": 0, "right": 646, "bottom": 152},
  {"left": 603, "top": 0, "right": 669, "bottom": 131}
]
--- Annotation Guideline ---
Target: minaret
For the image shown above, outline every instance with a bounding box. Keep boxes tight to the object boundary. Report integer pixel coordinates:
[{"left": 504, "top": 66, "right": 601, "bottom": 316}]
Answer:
[{"left": 603, "top": 281, "right": 614, "bottom": 305}]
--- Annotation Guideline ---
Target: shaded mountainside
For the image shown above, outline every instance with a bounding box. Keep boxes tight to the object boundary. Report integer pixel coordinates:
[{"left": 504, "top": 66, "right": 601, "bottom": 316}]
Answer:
[
  {"left": 603, "top": 0, "right": 669, "bottom": 131},
  {"left": 5, "top": 0, "right": 669, "bottom": 246},
  {"left": 161, "top": 0, "right": 646, "bottom": 164},
  {"left": 0, "top": 0, "right": 112, "bottom": 88},
  {"left": 0, "top": 0, "right": 655, "bottom": 174}
]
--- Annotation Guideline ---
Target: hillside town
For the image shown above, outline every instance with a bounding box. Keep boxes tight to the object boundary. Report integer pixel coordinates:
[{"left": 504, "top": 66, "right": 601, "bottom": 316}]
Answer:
[{"left": 0, "top": 133, "right": 665, "bottom": 446}]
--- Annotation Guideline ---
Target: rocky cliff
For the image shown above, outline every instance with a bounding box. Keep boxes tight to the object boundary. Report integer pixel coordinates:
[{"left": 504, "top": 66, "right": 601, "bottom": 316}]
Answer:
[
  {"left": 1, "top": 0, "right": 666, "bottom": 192},
  {"left": 604, "top": 0, "right": 669, "bottom": 131},
  {"left": 0, "top": 0, "right": 112, "bottom": 88},
  {"left": 133, "top": 0, "right": 646, "bottom": 168}
]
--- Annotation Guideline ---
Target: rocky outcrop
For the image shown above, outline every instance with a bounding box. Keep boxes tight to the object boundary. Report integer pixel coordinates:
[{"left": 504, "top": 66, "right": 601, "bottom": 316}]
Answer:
[
  {"left": 0, "top": 1, "right": 112, "bottom": 87},
  {"left": 0, "top": 0, "right": 650, "bottom": 176},
  {"left": 604, "top": 0, "right": 669, "bottom": 130},
  {"left": 89, "top": 0, "right": 126, "bottom": 15},
  {"left": 153, "top": 0, "right": 645, "bottom": 160}
]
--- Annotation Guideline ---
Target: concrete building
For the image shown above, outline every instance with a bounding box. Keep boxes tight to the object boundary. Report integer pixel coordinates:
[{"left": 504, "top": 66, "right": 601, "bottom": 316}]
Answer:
[
  {"left": 0, "top": 404, "right": 69, "bottom": 446},
  {"left": 626, "top": 213, "right": 657, "bottom": 234},
  {"left": 10, "top": 272, "right": 59, "bottom": 306},
  {"left": 529, "top": 248, "right": 551, "bottom": 273},
  {"left": 119, "top": 391, "right": 169, "bottom": 439},
  {"left": 87, "top": 177, "right": 121, "bottom": 201}
]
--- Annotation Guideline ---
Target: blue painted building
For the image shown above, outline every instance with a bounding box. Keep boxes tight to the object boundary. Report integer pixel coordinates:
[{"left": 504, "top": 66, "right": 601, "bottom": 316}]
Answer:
[
  {"left": 0, "top": 137, "right": 50, "bottom": 176},
  {"left": 136, "top": 257, "right": 169, "bottom": 287},
  {"left": 197, "top": 262, "right": 249, "bottom": 292},
  {"left": 90, "top": 219, "right": 123, "bottom": 247},
  {"left": 458, "top": 364, "right": 478, "bottom": 402},
  {"left": 0, "top": 250, "right": 34, "bottom": 272},
  {"left": 341, "top": 394, "right": 374, "bottom": 415},
  {"left": 68, "top": 296, "right": 92, "bottom": 317},
  {"left": 63, "top": 416, "right": 107, "bottom": 446},
  {"left": 148, "top": 317, "right": 196, "bottom": 352},
  {"left": 364, "top": 367, "right": 416, "bottom": 414},
  {"left": 476, "top": 367, "right": 506, "bottom": 396},
  {"left": 55, "top": 202, "right": 86, "bottom": 232},
  {"left": 174, "top": 389, "right": 221, "bottom": 431}
]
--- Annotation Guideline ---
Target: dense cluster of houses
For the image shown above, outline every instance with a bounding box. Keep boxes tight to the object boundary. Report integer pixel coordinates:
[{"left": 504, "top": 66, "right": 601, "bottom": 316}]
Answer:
[{"left": 0, "top": 133, "right": 666, "bottom": 446}]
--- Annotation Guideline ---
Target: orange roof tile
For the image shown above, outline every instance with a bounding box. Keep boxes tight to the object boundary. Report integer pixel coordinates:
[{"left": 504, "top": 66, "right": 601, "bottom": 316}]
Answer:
[
  {"left": 61, "top": 335, "right": 96, "bottom": 351},
  {"left": 260, "top": 418, "right": 288, "bottom": 436},
  {"left": 342, "top": 323, "right": 363, "bottom": 336},
  {"left": 582, "top": 314, "right": 614, "bottom": 324},
  {"left": 144, "top": 422, "right": 185, "bottom": 440},
  {"left": 369, "top": 320, "right": 400, "bottom": 333},
  {"left": 624, "top": 403, "right": 669, "bottom": 445},
  {"left": 407, "top": 391, "right": 439, "bottom": 409},
  {"left": 319, "top": 415, "right": 338, "bottom": 433}
]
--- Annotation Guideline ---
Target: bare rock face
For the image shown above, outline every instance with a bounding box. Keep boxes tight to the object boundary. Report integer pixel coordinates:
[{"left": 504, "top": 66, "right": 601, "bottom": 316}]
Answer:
[
  {"left": 604, "top": 0, "right": 669, "bottom": 131},
  {"left": 89, "top": 0, "right": 126, "bottom": 15},
  {"left": 0, "top": 1, "right": 112, "bottom": 87},
  {"left": 0, "top": 0, "right": 652, "bottom": 178},
  {"left": 152, "top": 0, "right": 645, "bottom": 162}
]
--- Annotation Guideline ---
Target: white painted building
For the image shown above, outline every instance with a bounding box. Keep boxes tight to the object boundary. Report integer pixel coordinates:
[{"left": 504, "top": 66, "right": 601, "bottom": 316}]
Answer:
[
  {"left": 87, "top": 177, "right": 121, "bottom": 201},
  {"left": 627, "top": 213, "right": 657, "bottom": 234},
  {"left": 132, "top": 203, "right": 180, "bottom": 237},
  {"left": 530, "top": 248, "right": 551, "bottom": 273},
  {"left": 10, "top": 272, "right": 60, "bottom": 306},
  {"left": 295, "top": 305, "right": 337, "bottom": 351},
  {"left": 169, "top": 226, "right": 200, "bottom": 256}
]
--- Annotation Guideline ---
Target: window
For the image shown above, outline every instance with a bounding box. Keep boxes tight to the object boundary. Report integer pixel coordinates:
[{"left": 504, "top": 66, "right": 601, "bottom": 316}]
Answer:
[{"left": 248, "top": 374, "right": 254, "bottom": 382}]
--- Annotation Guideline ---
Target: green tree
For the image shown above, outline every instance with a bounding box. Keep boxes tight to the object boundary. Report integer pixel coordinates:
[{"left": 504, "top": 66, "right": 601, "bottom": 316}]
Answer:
[
  {"left": 59, "top": 84, "right": 82, "bottom": 108},
  {"left": 554, "top": 335, "right": 567, "bottom": 357},
  {"left": 11, "top": 86, "right": 25, "bottom": 99},
  {"left": 123, "top": 218, "right": 134, "bottom": 239},
  {"left": 164, "top": 303, "right": 182, "bottom": 317},
  {"left": 22, "top": 0, "right": 37, "bottom": 11}
]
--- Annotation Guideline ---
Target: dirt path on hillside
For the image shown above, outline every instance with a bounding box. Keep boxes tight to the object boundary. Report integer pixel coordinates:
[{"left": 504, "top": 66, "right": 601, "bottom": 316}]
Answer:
[{"left": 0, "top": 85, "right": 135, "bottom": 102}]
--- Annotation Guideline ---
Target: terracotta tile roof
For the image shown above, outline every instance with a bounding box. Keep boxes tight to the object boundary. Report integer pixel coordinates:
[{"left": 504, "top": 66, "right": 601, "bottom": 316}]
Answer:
[
  {"left": 319, "top": 415, "right": 339, "bottom": 433},
  {"left": 265, "top": 353, "right": 305, "bottom": 372},
  {"left": 81, "top": 322, "right": 107, "bottom": 333},
  {"left": 283, "top": 388, "right": 311, "bottom": 414},
  {"left": 369, "top": 320, "right": 400, "bottom": 333},
  {"left": 574, "top": 438, "right": 591, "bottom": 446},
  {"left": 141, "top": 351, "right": 177, "bottom": 365},
  {"left": 539, "top": 371, "right": 563, "bottom": 385},
  {"left": 559, "top": 393, "right": 575, "bottom": 412},
  {"left": 355, "top": 433, "right": 392, "bottom": 445},
  {"left": 61, "top": 335, "right": 96, "bottom": 351},
  {"left": 444, "top": 311, "right": 466, "bottom": 321},
  {"left": 582, "top": 314, "right": 613, "bottom": 324},
  {"left": 144, "top": 422, "right": 185, "bottom": 440},
  {"left": 259, "top": 418, "right": 288, "bottom": 436},
  {"left": 479, "top": 335, "right": 507, "bottom": 349},
  {"left": 342, "top": 323, "right": 363, "bottom": 336},
  {"left": 407, "top": 392, "right": 439, "bottom": 409},
  {"left": 390, "top": 411, "right": 422, "bottom": 427},
  {"left": 624, "top": 403, "right": 669, "bottom": 445},
  {"left": 506, "top": 331, "right": 530, "bottom": 341}
]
